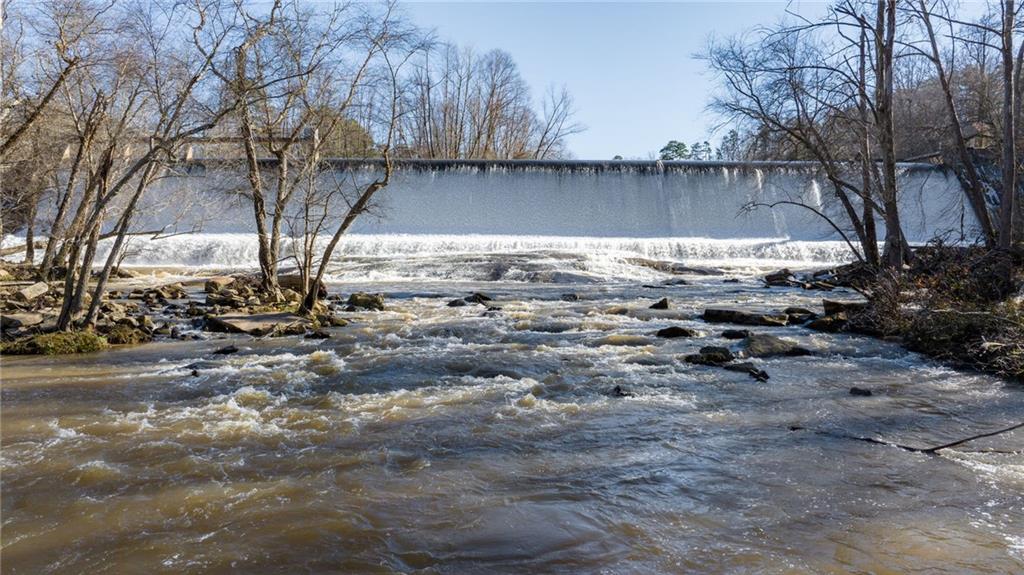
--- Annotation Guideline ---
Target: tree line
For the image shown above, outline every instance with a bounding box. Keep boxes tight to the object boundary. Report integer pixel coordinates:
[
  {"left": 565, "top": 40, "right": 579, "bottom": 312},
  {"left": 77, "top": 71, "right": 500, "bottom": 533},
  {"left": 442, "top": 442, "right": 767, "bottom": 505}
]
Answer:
[{"left": 0, "top": 0, "right": 582, "bottom": 331}]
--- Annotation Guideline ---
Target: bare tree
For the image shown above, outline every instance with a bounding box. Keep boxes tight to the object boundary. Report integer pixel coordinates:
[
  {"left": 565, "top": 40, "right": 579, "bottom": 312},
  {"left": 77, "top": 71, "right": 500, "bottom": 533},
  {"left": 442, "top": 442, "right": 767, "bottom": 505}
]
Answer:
[{"left": 400, "top": 44, "right": 581, "bottom": 159}]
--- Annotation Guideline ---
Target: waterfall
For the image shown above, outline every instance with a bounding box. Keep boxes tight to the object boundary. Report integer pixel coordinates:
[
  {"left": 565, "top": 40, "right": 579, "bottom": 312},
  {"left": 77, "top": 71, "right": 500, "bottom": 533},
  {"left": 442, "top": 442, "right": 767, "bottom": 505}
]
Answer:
[
  {"left": 33, "top": 159, "right": 971, "bottom": 274},
  {"left": 149, "top": 159, "right": 970, "bottom": 241}
]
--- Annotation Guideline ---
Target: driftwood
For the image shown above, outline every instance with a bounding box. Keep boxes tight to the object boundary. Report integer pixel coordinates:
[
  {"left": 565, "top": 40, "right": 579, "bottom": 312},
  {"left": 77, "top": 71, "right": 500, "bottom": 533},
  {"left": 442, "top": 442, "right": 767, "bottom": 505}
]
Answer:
[{"left": 789, "top": 421, "right": 1024, "bottom": 454}]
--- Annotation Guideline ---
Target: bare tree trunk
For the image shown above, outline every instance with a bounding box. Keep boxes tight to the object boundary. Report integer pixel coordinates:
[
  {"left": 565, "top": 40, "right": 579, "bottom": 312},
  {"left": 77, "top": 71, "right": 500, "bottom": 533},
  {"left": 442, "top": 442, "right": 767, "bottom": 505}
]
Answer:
[
  {"left": 83, "top": 164, "right": 157, "bottom": 328},
  {"left": 56, "top": 221, "right": 100, "bottom": 331},
  {"left": 999, "top": 0, "right": 1017, "bottom": 250},
  {"left": 876, "top": 0, "right": 906, "bottom": 268},
  {"left": 917, "top": 0, "right": 997, "bottom": 246},
  {"left": 858, "top": 28, "right": 880, "bottom": 267},
  {"left": 23, "top": 197, "right": 37, "bottom": 264}
]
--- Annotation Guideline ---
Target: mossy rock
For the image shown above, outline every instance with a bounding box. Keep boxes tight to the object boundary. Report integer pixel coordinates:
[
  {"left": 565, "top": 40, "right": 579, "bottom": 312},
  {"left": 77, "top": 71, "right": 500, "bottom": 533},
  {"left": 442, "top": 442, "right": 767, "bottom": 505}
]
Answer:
[
  {"left": 2, "top": 331, "right": 108, "bottom": 355},
  {"left": 105, "top": 325, "right": 153, "bottom": 345}
]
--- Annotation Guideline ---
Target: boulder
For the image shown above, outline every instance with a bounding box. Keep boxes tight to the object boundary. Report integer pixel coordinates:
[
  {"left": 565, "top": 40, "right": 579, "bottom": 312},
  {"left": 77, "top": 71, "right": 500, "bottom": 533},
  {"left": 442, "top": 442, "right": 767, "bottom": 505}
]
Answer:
[
  {"left": 447, "top": 298, "right": 469, "bottom": 307},
  {"left": 805, "top": 313, "right": 848, "bottom": 333},
  {"left": 464, "top": 292, "right": 492, "bottom": 304},
  {"left": 205, "top": 312, "right": 311, "bottom": 337},
  {"left": 822, "top": 299, "right": 868, "bottom": 316},
  {"left": 723, "top": 362, "right": 770, "bottom": 382},
  {"left": 560, "top": 293, "right": 580, "bottom": 302},
  {"left": 663, "top": 278, "right": 689, "bottom": 286},
  {"left": 316, "top": 313, "right": 349, "bottom": 327},
  {"left": 346, "top": 292, "right": 385, "bottom": 311},
  {"left": 212, "top": 345, "right": 239, "bottom": 355},
  {"left": 685, "top": 346, "right": 735, "bottom": 365},
  {"left": 784, "top": 307, "right": 817, "bottom": 323},
  {"left": 702, "top": 308, "right": 789, "bottom": 327},
  {"left": 0, "top": 312, "right": 44, "bottom": 330},
  {"left": 743, "top": 333, "right": 811, "bottom": 358},
  {"left": 305, "top": 329, "right": 331, "bottom": 339},
  {"left": 269, "top": 322, "right": 307, "bottom": 337},
  {"left": 764, "top": 268, "right": 796, "bottom": 287},
  {"left": 649, "top": 298, "right": 670, "bottom": 310},
  {"left": 655, "top": 326, "right": 698, "bottom": 338},
  {"left": 849, "top": 386, "right": 873, "bottom": 397},
  {"left": 16, "top": 282, "right": 49, "bottom": 302},
  {"left": 721, "top": 329, "right": 750, "bottom": 340},
  {"left": 281, "top": 288, "right": 303, "bottom": 303},
  {"left": 204, "top": 276, "right": 235, "bottom": 293}
]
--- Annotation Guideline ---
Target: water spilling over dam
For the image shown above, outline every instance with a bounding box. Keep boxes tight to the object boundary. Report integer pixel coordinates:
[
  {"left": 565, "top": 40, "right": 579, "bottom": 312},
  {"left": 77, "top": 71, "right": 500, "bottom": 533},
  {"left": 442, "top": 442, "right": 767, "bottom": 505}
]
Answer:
[
  {"left": 117, "top": 159, "right": 971, "bottom": 271},
  {"left": 164, "top": 159, "right": 967, "bottom": 239}
]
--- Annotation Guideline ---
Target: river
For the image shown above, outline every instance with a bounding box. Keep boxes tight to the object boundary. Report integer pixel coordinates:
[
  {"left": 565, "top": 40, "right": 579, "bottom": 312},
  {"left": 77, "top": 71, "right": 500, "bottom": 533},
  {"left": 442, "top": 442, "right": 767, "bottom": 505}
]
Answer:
[{"left": 2, "top": 242, "right": 1022, "bottom": 573}]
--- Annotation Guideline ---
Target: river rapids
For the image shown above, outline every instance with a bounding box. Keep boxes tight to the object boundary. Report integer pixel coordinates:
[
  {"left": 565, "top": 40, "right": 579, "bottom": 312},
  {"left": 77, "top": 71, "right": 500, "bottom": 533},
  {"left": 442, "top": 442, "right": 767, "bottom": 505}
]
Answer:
[{"left": 2, "top": 241, "right": 1023, "bottom": 573}]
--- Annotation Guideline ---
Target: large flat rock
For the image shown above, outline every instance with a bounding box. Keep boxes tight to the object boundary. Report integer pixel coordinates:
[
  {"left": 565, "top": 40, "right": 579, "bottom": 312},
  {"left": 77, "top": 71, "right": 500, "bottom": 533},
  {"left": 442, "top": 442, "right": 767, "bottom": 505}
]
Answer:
[
  {"left": 702, "top": 308, "right": 789, "bottom": 327},
  {"left": 206, "top": 312, "right": 310, "bottom": 336}
]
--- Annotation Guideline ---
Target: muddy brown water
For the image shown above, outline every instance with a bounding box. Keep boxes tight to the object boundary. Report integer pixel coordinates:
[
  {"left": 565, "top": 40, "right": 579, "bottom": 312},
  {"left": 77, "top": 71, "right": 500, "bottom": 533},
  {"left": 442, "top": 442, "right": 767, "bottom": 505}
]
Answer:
[{"left": 2, "top": 277, "right": 1023, "bottom": 574}]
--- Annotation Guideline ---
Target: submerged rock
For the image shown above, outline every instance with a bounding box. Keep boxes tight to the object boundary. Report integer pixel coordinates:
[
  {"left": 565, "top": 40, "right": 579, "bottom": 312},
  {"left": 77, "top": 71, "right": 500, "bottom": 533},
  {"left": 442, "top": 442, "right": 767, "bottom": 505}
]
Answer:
[
  {"left": 849, "top": 386, "right": 873, "bottom": 397},
  {"left": 724, "top": 362, "right": 770, "bottom": 382},
  {"left": 212, "top": 345, "right": 239, "bottom": 355},
  {"left": 305, "top": 329, "right": 331, "bottom": 339},
  {"left": 702, "top": 308, "right": 788, "bottom": 327},
  {"left": 742, "top": 333, "right": 811, "bottom": 358},
  {"left": 447, "top": 298, "right": 469, "bottom": 307},
  {"left": 721, "top": 329, "right": 750, "bottom": 340},
  {"left": 610, "top": 385, "right": 635, "bottom": 397},
  {"left": 594, "top": 334, "right": 652, "bottom": 346},
  {"left": 655, "top": 326, "right": 698, "bottom": 338},
  {"left": 560, "top": 293, "right": 580, "bottom": 302},
  {"left": 649, "top": 298, "right": 670, "bottom": 310}
]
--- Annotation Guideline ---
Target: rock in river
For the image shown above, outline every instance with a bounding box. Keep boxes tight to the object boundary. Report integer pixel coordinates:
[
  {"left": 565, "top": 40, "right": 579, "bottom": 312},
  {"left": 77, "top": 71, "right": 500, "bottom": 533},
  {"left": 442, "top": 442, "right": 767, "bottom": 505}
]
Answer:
[
  {"left": 655, "top": 326, "right": 698, "bottom": 338},
  {"left": 702, "top": 308, "right": 789, "bottom": 327},
  {"left": 649, "top": 297, "right": 670, "bottom": 310},
  {"left": 206, "top": 312, "right": 311, "bottom": 337},
  {"left": 346, "top": 292, "right": 385, "bottom": 311},
  {"left": 685, "top": 346, "right": 735, "bottom": 365},
  {"left": 742, "top": 333, "right": 811, "bottom": 358}
]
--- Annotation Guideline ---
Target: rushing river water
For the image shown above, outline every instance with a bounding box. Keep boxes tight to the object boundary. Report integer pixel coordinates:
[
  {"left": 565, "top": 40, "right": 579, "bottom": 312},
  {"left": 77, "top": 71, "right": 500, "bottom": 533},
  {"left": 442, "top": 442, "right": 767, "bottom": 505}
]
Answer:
[{"left": 2, "top": 245, "right": 1024, "bottom": 574}]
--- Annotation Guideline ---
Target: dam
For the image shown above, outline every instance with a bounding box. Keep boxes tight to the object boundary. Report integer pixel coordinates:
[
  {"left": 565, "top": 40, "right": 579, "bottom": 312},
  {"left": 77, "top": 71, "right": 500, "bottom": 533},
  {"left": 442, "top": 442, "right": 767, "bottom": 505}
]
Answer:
[{"left": 118, "top": 159, "right": 973, "bottom": 272}]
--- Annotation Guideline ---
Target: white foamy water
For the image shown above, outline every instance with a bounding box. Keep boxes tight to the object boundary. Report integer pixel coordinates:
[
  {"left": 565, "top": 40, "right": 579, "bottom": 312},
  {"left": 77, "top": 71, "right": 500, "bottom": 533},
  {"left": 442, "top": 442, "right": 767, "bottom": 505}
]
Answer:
[{"left": 99, "top": 233, "right": 859, "bottom": 281}]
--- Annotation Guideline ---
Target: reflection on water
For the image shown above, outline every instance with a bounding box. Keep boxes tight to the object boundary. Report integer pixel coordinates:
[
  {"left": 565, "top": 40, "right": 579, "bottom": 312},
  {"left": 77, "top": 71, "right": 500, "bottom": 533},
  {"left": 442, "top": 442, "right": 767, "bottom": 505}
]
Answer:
[{"left": 2, "top": 268, "right": 1023, "bottom": 573}]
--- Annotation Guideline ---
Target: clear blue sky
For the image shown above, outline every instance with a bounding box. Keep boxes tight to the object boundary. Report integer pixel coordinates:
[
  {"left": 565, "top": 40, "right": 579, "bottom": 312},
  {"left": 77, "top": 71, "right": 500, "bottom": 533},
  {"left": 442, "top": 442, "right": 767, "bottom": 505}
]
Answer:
[{"left": 403, "top": 1, "right": 828, "bottom": 159}]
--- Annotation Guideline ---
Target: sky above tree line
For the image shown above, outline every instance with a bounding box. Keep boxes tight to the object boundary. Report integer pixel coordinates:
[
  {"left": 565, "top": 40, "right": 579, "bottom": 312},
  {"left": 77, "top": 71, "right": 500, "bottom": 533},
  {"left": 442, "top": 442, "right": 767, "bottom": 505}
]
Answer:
[{"left": 403, "top": 1, "right": 829, "bottom": 159}]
